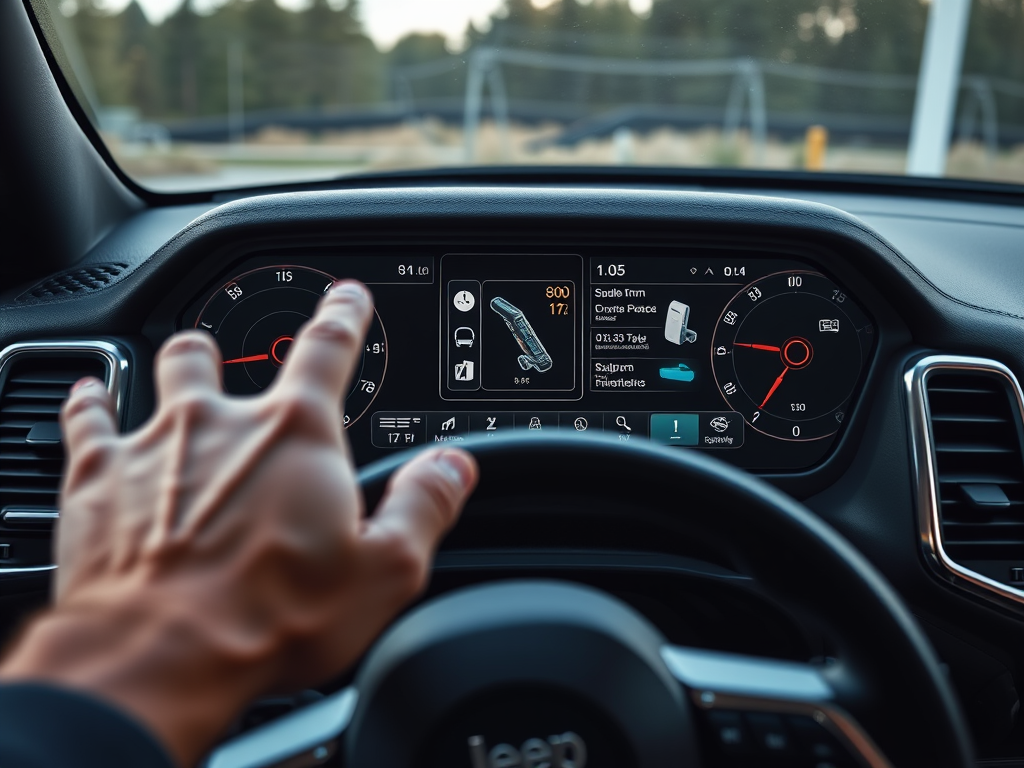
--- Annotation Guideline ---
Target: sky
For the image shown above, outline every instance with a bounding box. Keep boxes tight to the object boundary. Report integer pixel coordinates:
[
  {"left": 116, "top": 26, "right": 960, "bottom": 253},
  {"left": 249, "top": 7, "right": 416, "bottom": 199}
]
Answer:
[
  {"left": 110, "top": 0, "right": 653, "bottom": 48},
  {"left": 121, "top": 0, "right": 509, "bottom": 48}
]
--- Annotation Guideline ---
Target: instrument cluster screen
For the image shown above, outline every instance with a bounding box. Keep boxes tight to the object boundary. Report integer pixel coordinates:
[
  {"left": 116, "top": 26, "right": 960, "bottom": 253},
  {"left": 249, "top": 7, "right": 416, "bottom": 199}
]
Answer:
[{"left": 182, "top": 250, "right": 875, "bottom": 471}]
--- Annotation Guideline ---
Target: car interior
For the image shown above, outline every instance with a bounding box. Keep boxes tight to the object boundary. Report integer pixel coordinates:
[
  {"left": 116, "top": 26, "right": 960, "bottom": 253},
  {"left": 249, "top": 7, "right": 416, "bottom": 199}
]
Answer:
[{"left": 2, "top": 0, "right": 1024, "bottom": 766}]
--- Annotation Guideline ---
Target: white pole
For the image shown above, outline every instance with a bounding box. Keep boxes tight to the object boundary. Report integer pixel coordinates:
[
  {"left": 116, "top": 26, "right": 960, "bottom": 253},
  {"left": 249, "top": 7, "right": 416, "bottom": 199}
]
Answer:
[
  {"left": 487, "top": 62, "right": 511, "bottom": 161},
  {"left": 748, "top": 61, "right": 767, "bottom": 166},
  {"left": 906, "top": 0, "right": 971, "bottom": 176},
  {"left": 228, "top": 39, "right": 244, "bottom": 146},
  {"left": 462, "top": 49, "right": 488, "bottom": 163}
]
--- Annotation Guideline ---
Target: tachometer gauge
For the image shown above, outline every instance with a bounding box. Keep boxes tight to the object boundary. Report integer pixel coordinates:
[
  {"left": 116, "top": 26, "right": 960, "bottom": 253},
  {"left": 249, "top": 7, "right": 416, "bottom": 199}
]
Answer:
[
  {"left": 710, "top": 271, "right": 872, "bottom": 441},
  {"left": 194, "top": 265, "right": 387, "bottom": 427}
]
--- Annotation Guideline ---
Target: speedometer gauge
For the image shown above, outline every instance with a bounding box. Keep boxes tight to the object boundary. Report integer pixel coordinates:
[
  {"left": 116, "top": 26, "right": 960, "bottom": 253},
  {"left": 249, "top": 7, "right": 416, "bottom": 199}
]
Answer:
[
  {"left": 194, "top": 265, "right": 387, "bottom": 427},
  {"left": 710, "top": 270, "right": 872, "bottom": 441}
]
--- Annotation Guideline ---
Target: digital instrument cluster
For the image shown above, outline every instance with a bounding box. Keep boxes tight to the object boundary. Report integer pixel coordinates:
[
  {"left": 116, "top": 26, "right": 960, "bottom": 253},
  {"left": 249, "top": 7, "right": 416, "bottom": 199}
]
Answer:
[{"left": 181, "top": 250, "right": 875, "bottom": 471}]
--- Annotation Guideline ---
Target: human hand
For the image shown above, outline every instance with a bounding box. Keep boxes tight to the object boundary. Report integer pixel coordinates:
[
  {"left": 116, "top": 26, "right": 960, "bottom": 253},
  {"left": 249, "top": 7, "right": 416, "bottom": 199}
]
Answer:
[{"left": 0, "top": 281, "right": 477, "bottom": 766}]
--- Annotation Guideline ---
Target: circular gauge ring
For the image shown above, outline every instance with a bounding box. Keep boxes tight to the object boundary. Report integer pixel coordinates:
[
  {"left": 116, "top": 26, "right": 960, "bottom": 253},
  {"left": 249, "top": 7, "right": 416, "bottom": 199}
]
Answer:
[
  {"left": 710, "top": 270, "right": 870, "bottom": 442},
  {"left": 194, "top": 265, "right": 387, "bottom": 428}
]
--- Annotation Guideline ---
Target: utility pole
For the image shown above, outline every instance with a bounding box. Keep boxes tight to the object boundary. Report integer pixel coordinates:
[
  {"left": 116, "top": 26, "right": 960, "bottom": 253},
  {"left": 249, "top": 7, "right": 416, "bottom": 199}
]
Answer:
[
  {"left": 228, "top": 39, "right": 244, "bottom": 146},
  {"left": 907, "top": 0, "right": 972, "bottom": 176}
]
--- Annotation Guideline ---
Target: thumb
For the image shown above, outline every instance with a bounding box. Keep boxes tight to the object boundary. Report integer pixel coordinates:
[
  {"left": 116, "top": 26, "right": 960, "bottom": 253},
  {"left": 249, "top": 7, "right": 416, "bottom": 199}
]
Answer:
[{"left": 360, "top": 448, "right": 478, "bottom": 583}]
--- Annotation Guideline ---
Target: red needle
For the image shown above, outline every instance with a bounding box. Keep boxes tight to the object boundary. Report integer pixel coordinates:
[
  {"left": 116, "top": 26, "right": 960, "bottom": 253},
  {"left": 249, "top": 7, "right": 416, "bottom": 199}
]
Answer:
[
  {"left": 222, "top": 354, "right": 269, "bottom": 364},
  {"left": 759, "top": 366, "right": 790, "bottom": 409},
  {"left": 735, "top": 343, "right": 782, "bottom": 351}
]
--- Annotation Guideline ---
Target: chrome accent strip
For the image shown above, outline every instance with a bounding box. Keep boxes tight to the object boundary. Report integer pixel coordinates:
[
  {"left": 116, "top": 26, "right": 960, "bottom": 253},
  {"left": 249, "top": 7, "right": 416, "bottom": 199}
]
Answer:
[
  {"left": 0, "top": 565, "right": 58, "bottom": 574},
  {"left": 0, "top": 340, "right": 129, "bottom": 576},
  {"left": 661, "top": 645, "right": 831, "bottom": 701},
  {"left": 0, "top": 340, "right": 129, "bottom": 417},
  {"left": 905, "top": 355, "right": 1024, "bottom": 610},
  {"left": 661, "top": 645, "right": 892, "bottom": 768},
  {"left": 205, "top": 688, "right": 357, "bottom": 768},
  {"left": 3, "top": 510, "right": 60, "bottom": 523}
]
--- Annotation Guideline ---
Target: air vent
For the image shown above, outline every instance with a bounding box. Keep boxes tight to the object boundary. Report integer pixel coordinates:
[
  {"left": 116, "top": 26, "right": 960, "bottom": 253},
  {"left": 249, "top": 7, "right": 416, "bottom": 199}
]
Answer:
[
  {"left": 17, "top": 262, "right": 129, "bottom": 301},
  {"left": 908, "top": 356, "right": 1024, "bottom": 608},
  {"left": 0, "top": 343, "right": 127, "bottom": 572}
]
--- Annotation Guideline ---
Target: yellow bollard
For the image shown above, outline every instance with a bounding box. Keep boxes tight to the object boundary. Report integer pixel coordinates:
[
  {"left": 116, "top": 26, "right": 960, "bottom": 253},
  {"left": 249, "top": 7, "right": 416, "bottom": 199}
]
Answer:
[{"left": 804, "top": 125, "right": 828, "bottom": 171}]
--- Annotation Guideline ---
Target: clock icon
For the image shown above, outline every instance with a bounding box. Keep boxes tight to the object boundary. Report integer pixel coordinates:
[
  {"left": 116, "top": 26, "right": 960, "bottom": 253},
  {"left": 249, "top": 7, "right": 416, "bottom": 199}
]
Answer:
[{"left": 453, "top": 290, "right": 476, "bottom": 312}]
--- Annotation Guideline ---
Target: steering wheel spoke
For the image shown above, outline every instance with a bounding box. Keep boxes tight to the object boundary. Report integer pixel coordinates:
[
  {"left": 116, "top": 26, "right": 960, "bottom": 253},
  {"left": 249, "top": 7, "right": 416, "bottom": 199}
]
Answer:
[
  {"left": 662, "top": 644, "right": 889, "bottom": 768},
  {"left": 205, "top": 688, "right": 357, "bottom": 768}
]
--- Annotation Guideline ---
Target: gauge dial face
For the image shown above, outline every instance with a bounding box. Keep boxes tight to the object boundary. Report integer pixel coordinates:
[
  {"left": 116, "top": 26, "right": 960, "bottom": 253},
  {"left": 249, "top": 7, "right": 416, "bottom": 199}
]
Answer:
[
  {"left": 194, "top": 265, "right": 387, "bottom": 427},
  {"left": 710, "top": 270, "right": 872, "bottom": 441}
]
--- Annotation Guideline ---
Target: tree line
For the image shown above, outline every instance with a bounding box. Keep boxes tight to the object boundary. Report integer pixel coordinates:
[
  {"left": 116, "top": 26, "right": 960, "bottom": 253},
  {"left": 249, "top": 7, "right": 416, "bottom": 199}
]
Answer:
[{"left": 45, "top": 0, "right": 1024, "bottom": 131}]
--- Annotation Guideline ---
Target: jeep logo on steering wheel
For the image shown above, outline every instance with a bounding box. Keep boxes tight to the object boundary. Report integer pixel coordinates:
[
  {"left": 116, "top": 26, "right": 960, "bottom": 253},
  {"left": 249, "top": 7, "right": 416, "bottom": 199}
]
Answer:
[{"left": 468, "top": 731, "right": 587, "bottom": 768}]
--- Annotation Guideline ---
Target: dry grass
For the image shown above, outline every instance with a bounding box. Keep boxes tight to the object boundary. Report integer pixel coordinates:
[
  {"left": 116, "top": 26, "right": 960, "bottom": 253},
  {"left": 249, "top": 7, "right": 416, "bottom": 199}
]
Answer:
[{"left": 111, "top": 121, "right": 1024, "bottom": 186}]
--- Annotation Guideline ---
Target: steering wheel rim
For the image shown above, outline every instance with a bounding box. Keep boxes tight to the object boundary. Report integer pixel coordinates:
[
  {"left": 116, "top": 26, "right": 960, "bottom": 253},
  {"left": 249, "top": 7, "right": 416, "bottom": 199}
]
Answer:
[
  {"left": 203, "top": 433, "right": 974, "bottom": 768},
  {"left": 350, "top": 432, "right": 973, "bottom": 768}
]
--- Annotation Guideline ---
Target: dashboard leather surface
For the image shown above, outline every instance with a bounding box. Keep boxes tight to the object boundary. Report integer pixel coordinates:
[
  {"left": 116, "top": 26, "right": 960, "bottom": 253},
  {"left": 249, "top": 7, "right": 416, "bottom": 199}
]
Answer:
[
  {"left": 0, "top": 185, "right": 1018, "bottom": 369},
  {"left": 0, "top": 186, "right": 941, "bottom": 327},
  {"left": 853, "top": 213, "right": 1024, "bottom": 320}
]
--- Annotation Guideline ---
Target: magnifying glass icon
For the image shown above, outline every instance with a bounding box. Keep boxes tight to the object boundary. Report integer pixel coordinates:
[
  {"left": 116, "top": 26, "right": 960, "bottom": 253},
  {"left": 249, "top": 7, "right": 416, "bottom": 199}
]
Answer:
[{"left": 615, "top": 415, "right": 632, "bottom": 432}]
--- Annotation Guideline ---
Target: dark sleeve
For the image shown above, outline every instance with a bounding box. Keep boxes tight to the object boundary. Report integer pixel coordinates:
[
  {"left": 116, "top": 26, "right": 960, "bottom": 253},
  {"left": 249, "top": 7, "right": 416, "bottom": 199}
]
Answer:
[{"left": 0, "top": 683, "right": 175, "bottom": 768}]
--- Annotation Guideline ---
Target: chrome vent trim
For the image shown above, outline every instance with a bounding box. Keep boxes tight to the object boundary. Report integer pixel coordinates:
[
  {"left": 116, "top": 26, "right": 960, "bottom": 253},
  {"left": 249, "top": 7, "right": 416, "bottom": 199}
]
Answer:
[
  {"left": 0, "top": 341, "right": 129, "bottom": 575},
  {"left": 906, "top": 355, "right": 1024, "bottom": 611}
]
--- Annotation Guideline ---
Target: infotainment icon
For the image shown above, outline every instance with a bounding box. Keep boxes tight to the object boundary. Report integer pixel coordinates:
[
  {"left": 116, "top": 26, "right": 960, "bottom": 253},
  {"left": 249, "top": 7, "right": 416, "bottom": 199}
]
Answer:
[
  {"left": 665, "top": 300, "right": 698, "bottom": 345},
  {"left": 490, "top": 296, "right": 553, "bottom": 373}
]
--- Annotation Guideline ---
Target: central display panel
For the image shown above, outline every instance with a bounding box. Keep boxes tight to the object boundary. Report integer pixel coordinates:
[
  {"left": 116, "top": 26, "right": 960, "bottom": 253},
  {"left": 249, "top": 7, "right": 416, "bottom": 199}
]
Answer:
[
  {"left": 441, "top": 254, "right": 583, "bottom": 399},
  {"left": 182, "top": 249, "right": 875, "bottom": 471}
]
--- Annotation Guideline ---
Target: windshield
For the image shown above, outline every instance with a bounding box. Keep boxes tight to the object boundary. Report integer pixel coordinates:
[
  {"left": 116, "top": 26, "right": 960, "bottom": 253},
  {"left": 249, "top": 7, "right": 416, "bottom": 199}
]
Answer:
[{"left": 32, "top": 0, "right": 1024, "bottom": 192}]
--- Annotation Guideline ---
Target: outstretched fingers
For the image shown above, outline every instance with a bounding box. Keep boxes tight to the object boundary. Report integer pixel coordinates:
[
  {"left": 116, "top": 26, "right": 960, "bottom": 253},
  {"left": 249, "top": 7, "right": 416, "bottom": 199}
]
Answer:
[
  {"left": 275, "top": 281, "right": 373, "bottom": 408},
  {"left": 155, "top": 331, "right": 223, "bottom": 406},
  {"left": 61, "top": 377, "right": 117, "bottom": 478}
]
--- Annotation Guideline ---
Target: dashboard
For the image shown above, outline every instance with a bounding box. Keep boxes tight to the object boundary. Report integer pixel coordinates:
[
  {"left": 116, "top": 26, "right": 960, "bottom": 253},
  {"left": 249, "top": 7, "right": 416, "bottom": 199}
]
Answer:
[
  {"left": 179, "top": 249, "right": 874, "bottom": 471},
  {"left": 4, "top": 181, "right": 1024, "bottom": 764}
]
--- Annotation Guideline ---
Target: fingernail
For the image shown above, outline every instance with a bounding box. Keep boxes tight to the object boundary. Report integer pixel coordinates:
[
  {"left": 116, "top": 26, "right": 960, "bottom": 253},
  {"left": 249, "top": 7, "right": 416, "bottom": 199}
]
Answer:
[
  {"left": 435, "top": 450, "right": 476, "bottom": 489},
  {"left": 71, "top": 377, "right": 100, "bottom": 393},
  {"left": 331, "top": 281, "right": 366, "bottom": 300}
]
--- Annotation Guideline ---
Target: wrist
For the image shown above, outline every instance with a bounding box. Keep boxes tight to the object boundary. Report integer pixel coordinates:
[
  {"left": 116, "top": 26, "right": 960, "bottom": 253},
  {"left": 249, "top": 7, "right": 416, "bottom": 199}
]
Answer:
[{"left": 0, "top": 601, "right": 271, "bottom": 766}]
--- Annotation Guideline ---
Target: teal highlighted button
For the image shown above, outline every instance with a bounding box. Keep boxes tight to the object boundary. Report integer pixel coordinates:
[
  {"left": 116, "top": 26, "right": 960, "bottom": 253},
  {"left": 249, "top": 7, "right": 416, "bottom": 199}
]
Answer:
[{"left": 650, "top": 413, "right": 699, "bottom": 446}]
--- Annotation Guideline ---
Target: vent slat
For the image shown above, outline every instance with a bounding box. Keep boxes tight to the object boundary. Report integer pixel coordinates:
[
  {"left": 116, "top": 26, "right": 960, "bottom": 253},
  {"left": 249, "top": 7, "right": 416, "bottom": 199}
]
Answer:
[
  {"left": 1, "top": 403, "right": 63, "bottom": 415},
  {"left": 0, "top": 454, "right": 63, "bottom": 464},
  {"left": 0, "top": 420, "right": 38, "bottom": 430},
  {"left": 5, "top": 387, "right": 75, "bottom": 401},
  {"left": 10, "top": 373, "right": 81, "bottom": 385},
  {"left": 927, "top": 370, "right": 1024, "bottom": 586},
  {"left": 938, "top": 473, "right": 1023, "bottom": 485},
  {"left": 0, "top": 468, "right": 64, "bottom": 479},
  {"left": 935, "top": 443, "right": 1016, "bottom": 454},
  {"left": 942, "top": 521, "right": 1024, "bottom": 529},
  {"left": 928, "top": 385, "right": 1002, "bottom": 395},
  {"left": 946, "top": 540, "right": 1024, "bottom": 548},
  {"left": 931, "top": 414, "right": 1009, "bottom": 424}
]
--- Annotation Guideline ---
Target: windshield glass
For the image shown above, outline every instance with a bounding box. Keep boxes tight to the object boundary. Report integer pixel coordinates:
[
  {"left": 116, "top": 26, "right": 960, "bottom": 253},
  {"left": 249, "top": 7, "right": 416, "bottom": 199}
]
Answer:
[{"left": 32, "top": 0, "right": 1024, "bottom": 192}]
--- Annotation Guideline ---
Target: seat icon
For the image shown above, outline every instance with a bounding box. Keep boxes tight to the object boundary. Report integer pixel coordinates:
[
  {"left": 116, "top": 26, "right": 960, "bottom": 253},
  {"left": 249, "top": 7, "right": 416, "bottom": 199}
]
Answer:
[{"left": 454, "top": 327, "right": 476, "bottom": 347}]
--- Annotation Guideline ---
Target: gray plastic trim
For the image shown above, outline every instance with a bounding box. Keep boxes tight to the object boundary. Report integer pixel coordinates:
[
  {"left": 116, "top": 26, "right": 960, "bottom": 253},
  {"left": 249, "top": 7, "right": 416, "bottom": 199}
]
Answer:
[{"left": 905, "top": 355, "right": 1024, "bottom": 612}]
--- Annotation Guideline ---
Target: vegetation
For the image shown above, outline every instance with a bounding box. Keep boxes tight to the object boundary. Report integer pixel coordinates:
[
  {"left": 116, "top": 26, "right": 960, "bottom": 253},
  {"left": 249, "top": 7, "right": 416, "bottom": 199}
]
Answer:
[{"left": 41, "top": 0, "right": 1024, "bottom": 135}]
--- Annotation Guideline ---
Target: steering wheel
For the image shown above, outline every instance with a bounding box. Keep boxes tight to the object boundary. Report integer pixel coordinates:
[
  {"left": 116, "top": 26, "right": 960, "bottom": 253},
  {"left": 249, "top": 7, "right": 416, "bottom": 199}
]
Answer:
[{"left": 205, "top": 434, "right": 974, "bottom": 768}]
